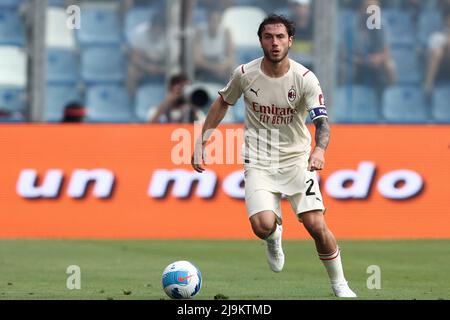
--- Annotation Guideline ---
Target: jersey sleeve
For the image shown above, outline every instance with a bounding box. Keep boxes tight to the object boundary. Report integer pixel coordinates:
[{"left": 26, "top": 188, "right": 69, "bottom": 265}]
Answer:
[
  {"left": 303, "top": 71, "right": 328, "bottom": 121},
  {"left": 218, "top": 66, "right": 244, "bottom": 106}
]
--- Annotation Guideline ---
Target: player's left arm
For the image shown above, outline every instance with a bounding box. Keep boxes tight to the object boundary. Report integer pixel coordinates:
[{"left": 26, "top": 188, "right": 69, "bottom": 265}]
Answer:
[
  {"left": 308, "top": 117, "right": 330, "bottom": 171},
  {"left": 303, "top": 70, "right": 330, "bottom": 172}
]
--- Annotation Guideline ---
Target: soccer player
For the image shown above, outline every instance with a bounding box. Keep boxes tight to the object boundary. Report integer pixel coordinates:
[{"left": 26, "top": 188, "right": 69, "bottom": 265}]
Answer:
[{"left": 191, "top": 14, "right": 356, "bottom": 298}]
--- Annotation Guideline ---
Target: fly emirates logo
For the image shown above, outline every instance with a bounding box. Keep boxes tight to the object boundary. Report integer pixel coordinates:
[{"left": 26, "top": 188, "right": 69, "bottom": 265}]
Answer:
[{"left": 252, "top": 102, "right": 297, "bottom": 125}]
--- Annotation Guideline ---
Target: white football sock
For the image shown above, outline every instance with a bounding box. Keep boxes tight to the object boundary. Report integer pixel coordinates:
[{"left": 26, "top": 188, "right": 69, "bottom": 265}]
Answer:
[
  {"left": 318, "top": 247, "right": 347, "bottom": 285},
  {"left": 266, "top": 224, "right": 281, "bottom": 241}
]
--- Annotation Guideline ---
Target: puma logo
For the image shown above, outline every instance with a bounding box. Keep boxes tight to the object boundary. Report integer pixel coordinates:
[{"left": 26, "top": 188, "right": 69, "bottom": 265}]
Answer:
[{"left": 250, "top": 88, "right": 260, "bottom": 97}]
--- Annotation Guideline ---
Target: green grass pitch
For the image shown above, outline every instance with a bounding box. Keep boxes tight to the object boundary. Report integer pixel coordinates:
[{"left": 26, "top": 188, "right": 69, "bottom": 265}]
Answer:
[{"left": 0, "top": 240, "right": 448, "bottom": 300}]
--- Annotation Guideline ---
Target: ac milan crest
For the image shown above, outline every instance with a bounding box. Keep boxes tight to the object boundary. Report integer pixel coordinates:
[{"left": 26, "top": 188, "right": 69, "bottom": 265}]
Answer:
[{"left": 288, "top": 87, "right": 296, "bottom": 102}]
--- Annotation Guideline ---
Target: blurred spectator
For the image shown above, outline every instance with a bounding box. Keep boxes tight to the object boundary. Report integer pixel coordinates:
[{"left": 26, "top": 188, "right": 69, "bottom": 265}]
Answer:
[
  {"left": 339, "top": 0, "right": 396, "bottom": 96},
  {"left": 439, "top": 0, "right": 450, "bottom": 11},
  {"left": 194, "top": 7, "right": 235, "bottom": 83},
  {"left": 401, "top": 0, "right": 422, "bottom": 26},
  {"left": 149, "top": 73, "right": 205, "bottom": 123},
  {"left": 0, "top": 109, "right": 24, "bottom": 122},
  {"left": 424, "top": 10, "right": 450, "bottom": 94},
  {"left": 127, "top": 12, "right": 167, "bottom": 95},
  {"left": 288, "top": 0, "right": 314, "bottom": 70},
  {"left": 62, "top": 102, "right": 86, "bottom": 123}
]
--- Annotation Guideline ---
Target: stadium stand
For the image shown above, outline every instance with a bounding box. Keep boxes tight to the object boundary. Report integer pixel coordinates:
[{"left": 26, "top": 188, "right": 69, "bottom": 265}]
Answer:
[
  {"left": 432, "top": 86, "right": 450, "bottom": 122},
  {"left": 46, "top": 48, "right": 79, "bottom": 84},
  {"left": 134, "top": 82, "right": 166, "bottom": 122},
  {"left": 334, "top": 85, "right": 379, "bottom": 123},
  {"left": 0, "top": 0, "right": 447, "bottom": 124},
  {"left": 81, "top": 46, "right": 127, "bottom": 84},
  {"left": 235, "top": 46, "right": 261, "bottom": 66},
  {"left": 0, "top": 0, "right": 25, "bottom": 9},
  {"left": 46, "top": 6, "right": 77, "bottom": 49},
  {"left": 124, "top": 5, "right": 155, "bottom": 43},
  {"left": 383, "top": 9, "right": 415, "bottom": 46},
  {"left": 77, "top": 4, "right": 122, "bottom": 46},
  {"left": 0, "top": 8, "right": 25, "bottom": 46},
  {"left": 418, "top": 8, "right": 444, "bottom": 47},
  {"left": 221, "top": 6, "right": 266, "bottom": 48},
  {"left": 0, "top": 45, "right": 26, "bottom": 87},
  {"left": 382, "top": 85, "right": 428, "bottom": 123},
  {"left": 0, "top": 86, "right": 25, "bottom": 113},
  {"left": 390, "top": 44, "right": 422, "bottom": 85},
  {"left": 86, "top": 85, "right": 135, "bottom": 122},
  {"left": 45, "top": 85, "right": 82, "bottom": 122},
  {"left": 233, "top": 97, "right": 246, "bottom": 123}
]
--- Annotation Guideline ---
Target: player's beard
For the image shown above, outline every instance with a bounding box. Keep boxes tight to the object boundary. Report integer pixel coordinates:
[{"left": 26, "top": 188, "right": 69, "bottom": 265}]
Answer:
[{"left": 262, "top": 46, "right": 289, "bottom": 64}]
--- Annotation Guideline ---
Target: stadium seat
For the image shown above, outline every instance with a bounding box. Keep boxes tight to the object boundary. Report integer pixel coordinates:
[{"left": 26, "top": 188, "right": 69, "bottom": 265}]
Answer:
[
  {"left": 0, "top": 86, "right": 25, "bottom": 112},
  {"left": 0, "top": 9, "right": 25, "bottom": 46},
  {"left": 0, "top": 0, "right": 24, "bottom": 9},
  {"left": 134, "top": 82, "right": 166, "bottom": 122},
  {"left": 77, "top": 6, "right": 122, "bottom": 46},
  {"left": 81, "top": 46, "right": 127, "bottom": 84},
  {"left": 432, "top": 86, "right": 450, "bottom": 123},
  {"left": 86, "top": 85, "right": 135, "bottom": 122},
  {"left": 46, "top": 7, "right": 77, "bottom": 49},
  {"left": 124, "top": 6, "right": 155, "bottom": 43},
  {"left": 382, "top": 86, "right": 428, "bottom": 123},
  {"left": 334, "top": 85, "right": 379, "bottom": 123},
  {"left": 390, "top": 44, "right": 422, "bottom": 85},
  {"left": 221, "top": 6, "right": 266, "bottom": 48},
  {"left": 45, "top": 85, "right": 82, "bottom": 122},
  {"left": 383, "top": 9, "right": 415, "bottom": 45},
  {"left": 46, "top": 48, "right": 79, "bottom": 84},
  {"left": 418, "top": 9, "right": 443, "bottom": 46},
  {"left": 0, "top": 46, "right": 26, "bottom": 87}
]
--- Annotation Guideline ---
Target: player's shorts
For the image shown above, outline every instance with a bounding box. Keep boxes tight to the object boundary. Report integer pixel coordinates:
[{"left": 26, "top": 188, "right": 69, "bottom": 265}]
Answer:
[{"left": 244, "top": 163, "right": 325, "bottom": 223}]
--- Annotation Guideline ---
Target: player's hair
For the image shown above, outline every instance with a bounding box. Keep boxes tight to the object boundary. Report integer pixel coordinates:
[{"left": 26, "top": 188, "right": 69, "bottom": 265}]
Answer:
[{"left": 257, "top": 14, "right": 296, "bottom": 40}]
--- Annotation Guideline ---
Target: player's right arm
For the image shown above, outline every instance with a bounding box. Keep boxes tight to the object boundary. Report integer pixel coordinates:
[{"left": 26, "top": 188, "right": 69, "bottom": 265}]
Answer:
[
  {"left": 191, "top": 96, "right": 229, "bottom": 173},
  {"left": 191, "top": 65, "right": 244, "bottom": 173}
]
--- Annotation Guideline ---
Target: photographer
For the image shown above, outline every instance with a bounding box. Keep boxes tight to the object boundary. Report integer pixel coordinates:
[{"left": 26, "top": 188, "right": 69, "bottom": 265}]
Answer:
[{"left": 148, "top": 73, "right": 205, "bottom": 123}]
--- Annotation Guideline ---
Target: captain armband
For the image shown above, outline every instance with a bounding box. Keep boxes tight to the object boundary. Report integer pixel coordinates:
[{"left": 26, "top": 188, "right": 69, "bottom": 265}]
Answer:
[{"left": 309, "top": 106, "right": 328, "bottom": 121}]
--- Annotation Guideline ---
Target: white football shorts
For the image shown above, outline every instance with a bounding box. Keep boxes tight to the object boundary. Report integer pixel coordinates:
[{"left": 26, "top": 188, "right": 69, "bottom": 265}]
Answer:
[{"left": 244, "top": 163, "right": 325, "bottom": 222}]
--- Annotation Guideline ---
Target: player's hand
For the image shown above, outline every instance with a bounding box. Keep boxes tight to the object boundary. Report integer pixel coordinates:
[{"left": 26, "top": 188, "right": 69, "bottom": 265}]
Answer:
[
  {"left": 308, "top": 147, "right": 325, "bottom": 171},
  {"left": 191, "top": 141, "right": 206, "bottom": 173}
]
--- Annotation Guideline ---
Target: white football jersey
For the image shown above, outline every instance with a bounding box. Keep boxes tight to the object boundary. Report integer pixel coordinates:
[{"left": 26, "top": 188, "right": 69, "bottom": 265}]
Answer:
[{"left": 219, "top": 57, "right": 327, "bottom": 168}]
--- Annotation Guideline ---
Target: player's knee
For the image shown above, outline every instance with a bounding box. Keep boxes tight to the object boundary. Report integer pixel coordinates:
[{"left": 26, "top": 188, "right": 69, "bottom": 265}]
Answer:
[
  {"left": 251, "top": 220, "right": 275, "bottom": 240},
  {"left": 304, "top": 221, "right": 327, "bottom": 240}
]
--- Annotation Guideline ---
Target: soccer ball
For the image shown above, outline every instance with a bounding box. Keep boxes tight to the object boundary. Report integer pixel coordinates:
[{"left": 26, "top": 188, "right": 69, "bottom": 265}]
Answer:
[{"left": 162, "top": 260, "right": 202, "bottom": 299}]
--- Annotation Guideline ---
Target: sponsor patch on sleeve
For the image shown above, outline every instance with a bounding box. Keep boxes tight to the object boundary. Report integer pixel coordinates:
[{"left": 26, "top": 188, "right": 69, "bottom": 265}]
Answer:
[{"left": 309, "top": 106, "right": 328, "bottom": 121}]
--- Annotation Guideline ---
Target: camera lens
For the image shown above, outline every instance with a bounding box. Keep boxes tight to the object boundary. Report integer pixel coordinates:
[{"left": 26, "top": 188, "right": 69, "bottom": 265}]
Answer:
[{"left": 190, "top": 89, "right": 209, "bottom": 107}]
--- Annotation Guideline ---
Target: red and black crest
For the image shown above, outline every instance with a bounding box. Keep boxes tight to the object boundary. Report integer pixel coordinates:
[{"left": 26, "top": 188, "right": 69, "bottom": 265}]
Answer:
[{"left": 288, "top": 87, "right": 296, "bottom": 102}]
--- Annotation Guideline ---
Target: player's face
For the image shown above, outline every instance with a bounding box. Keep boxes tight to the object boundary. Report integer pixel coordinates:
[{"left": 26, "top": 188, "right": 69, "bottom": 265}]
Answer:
[{"left": 260, "top": 23, "right": 292, "bottom": 64}]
